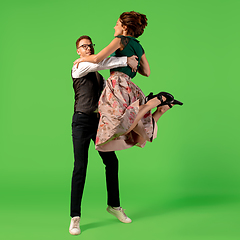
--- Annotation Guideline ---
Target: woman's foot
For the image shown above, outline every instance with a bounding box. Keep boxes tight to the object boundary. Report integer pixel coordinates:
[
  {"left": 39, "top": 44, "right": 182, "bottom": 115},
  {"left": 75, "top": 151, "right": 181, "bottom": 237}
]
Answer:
[
  {"left": 156, "top": 92, "right": 174, "bottom": 107},
  {"left": 145, "top": 92, "right": 174, "bottom": 108},
  {"left": 145, "top": 95, "right": 167, "bottom": 109},
  {"left": 152, "top": 103, "right": 174, "bottom": 123},
  {"left": 146, "top": 92, "right": 184, "bottom": 108}
]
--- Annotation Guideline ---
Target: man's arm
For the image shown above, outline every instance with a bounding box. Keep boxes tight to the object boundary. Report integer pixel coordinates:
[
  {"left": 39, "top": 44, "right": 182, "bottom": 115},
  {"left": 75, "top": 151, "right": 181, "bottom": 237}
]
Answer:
[{"left": 72, "top": 56, "right": 137, "bottom": 78}]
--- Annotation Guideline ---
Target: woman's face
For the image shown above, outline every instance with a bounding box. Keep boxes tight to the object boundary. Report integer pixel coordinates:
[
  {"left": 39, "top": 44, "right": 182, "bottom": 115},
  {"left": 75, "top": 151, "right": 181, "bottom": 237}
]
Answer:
[{"left": 114, "top": 19, "right": 124, "bottom": 37}]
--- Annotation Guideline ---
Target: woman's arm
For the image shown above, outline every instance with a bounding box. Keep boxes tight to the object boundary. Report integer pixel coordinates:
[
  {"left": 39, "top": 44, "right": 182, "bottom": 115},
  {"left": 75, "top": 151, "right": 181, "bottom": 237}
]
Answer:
[
  {"left": 74, "top": 38, "right": 121, "bottom": 67},
  {"left": 137, "top": 53, "right": 150, "bottom": 77}
]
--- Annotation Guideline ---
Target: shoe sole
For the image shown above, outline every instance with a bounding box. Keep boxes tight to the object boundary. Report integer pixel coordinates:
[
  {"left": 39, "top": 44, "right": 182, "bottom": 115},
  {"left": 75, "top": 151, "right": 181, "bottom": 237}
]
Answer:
[{"left": 69, "top": 230, "right": 81, "bottom": 235}]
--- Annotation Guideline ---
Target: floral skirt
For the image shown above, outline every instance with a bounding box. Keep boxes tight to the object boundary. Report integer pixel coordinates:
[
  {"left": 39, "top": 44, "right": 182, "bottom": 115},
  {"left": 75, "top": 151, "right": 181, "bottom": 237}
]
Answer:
[{"left": 95, "top": 71, "right": 158, "bottom": 151}]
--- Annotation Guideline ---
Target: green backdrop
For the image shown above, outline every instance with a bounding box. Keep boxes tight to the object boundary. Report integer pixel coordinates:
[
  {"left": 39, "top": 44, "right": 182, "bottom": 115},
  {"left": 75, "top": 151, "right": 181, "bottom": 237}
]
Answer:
[{"left": 1, "top": 0, "right": 240, "bottom": 239}]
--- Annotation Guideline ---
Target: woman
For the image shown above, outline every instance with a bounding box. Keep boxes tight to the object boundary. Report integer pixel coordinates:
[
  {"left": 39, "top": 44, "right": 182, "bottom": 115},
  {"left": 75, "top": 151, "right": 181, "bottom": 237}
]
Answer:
[{"left": 74, "top": 11, "right": 182, "bottom": 151}]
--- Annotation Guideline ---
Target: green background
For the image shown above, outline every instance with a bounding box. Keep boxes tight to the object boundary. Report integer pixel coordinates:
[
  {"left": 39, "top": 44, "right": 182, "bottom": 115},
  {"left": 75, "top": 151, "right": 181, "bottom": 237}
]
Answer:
[{"left": 1, "top": 0, "right": 240, "bottom": 239}]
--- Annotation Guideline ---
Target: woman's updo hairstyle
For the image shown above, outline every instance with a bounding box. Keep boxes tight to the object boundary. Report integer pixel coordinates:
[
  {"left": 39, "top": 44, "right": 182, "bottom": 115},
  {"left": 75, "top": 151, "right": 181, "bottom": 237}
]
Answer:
[{"left": 119, "top": 11, "right": 148, "bottom": 38}]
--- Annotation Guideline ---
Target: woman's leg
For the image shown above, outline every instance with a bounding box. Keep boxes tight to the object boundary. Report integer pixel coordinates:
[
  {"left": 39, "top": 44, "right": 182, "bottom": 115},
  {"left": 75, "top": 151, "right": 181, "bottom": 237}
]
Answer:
[
  {"left": 131, "top": 103, "right": 173, "bottom": 140},
  {"left": 131, "top": 122, "right": 150, "bottom": 141},
  {"left": 125, "top": 96, "right": 166, "bottom": 134},
  {"left": 152, "top": 104, "right": 173, "bottom": 123}
]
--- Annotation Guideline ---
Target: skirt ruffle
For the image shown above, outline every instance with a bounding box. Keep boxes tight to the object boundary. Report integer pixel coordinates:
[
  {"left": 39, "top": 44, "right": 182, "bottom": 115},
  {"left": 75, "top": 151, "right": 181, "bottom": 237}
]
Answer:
[{"left": 95, "top": 71, "right": 157, "bottom": 151}]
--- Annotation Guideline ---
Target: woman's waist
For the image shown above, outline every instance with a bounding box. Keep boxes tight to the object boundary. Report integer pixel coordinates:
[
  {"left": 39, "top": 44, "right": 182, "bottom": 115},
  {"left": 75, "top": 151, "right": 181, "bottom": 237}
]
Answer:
[{"left": 110, "top": 71, "right": 131, "bottom": 79}]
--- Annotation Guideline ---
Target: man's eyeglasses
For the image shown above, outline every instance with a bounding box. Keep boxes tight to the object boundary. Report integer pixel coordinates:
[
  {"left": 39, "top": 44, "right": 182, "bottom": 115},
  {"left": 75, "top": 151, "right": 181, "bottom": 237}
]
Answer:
[{"left": 77, "top": 44, "right": 95, "bottom": 50}]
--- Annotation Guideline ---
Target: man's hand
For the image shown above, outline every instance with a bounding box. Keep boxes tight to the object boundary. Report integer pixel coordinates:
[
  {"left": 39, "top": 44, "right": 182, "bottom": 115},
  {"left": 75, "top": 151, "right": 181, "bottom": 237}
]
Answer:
[{"left": 127, "top": 55, "right": 138, "bottom": 72}]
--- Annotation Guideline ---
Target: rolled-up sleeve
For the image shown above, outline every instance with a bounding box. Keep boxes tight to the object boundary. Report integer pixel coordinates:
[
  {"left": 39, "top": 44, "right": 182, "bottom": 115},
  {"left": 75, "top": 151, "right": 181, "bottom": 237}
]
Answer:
[{"left": 71, "top": 56, "right": 127, "bottom": 78}]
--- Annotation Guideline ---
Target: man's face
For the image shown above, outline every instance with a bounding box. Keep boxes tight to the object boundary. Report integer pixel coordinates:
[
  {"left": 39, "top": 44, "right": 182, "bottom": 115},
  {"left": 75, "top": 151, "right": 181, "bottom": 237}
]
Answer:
[{"left": 77, "top": 39, "right": 95, "bottom": 57}]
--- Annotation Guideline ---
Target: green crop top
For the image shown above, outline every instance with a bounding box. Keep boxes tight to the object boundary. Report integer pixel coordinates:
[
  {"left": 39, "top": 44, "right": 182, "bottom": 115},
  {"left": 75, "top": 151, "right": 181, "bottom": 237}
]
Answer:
[{"left": 110, "top": 35, "right": 145, "bottom": 79}]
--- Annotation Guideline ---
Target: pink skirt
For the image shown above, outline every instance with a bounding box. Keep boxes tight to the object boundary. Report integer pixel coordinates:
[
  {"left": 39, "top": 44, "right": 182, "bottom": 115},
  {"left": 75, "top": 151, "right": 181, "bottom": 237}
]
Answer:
[{"left": 95, "top": 71, "right": 157, "bottom": 151}]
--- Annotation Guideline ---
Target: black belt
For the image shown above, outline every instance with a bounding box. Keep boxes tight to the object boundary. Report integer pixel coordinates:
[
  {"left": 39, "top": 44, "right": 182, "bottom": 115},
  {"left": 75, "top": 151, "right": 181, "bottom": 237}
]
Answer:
[
  {"left": 75, "top": 111, "right": 100, "bottom": 118},
  {"left": 75, "top": 111, "right": 84, "bottom": 114}
]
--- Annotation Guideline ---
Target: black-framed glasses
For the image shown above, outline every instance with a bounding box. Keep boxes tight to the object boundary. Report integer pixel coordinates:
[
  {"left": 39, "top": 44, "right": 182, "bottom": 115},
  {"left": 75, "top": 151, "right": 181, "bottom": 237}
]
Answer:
[{"left": 77, "top": 44, "right": 95, "bottom": 50}]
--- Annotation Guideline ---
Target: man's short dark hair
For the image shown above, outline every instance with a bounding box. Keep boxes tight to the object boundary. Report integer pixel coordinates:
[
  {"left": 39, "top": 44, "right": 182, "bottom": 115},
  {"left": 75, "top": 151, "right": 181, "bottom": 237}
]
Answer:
[{"left": 76, "top": 35, "right": 92, "bottom": 49}]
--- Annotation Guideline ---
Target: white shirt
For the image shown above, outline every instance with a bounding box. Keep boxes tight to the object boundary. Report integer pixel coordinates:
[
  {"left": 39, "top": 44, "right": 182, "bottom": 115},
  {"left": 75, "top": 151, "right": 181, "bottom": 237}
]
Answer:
[{"left": 71, "top": 56, "right": 127, "bottom": 79}]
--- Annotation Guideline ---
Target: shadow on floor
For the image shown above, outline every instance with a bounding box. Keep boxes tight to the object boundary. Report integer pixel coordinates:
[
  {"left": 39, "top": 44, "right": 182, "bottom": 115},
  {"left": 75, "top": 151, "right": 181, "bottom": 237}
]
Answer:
[
  {"left": 130, "top": 194, "right": 240, "bottom": 220},
  {"left": 80, "top": 219, "right": 116, "bottom": 233},
  {"left": 78, "top": 195, "right": 240, "bottom": 233}
]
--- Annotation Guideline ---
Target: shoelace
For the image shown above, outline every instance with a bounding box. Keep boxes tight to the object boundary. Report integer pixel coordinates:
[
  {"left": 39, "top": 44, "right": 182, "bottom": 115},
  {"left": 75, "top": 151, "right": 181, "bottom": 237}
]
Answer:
[
  {"left": 72, "top": 218, "right": 80, "bottom": 228},
  {"left": 120, "top": 208, "right": 128, "bottom": 218}
]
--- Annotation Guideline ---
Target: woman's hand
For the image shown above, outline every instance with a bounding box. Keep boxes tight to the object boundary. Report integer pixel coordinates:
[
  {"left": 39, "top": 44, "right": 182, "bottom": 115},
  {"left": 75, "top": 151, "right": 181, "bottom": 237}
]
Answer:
[{"left": 73, "top": 58, "right": 83, "bottom": 68}]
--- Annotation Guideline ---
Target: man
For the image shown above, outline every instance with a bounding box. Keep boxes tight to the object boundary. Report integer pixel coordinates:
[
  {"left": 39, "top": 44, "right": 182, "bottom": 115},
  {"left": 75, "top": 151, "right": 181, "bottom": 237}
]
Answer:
[{"left": 69, "top": 35, "right": 138, "bottom": 235}]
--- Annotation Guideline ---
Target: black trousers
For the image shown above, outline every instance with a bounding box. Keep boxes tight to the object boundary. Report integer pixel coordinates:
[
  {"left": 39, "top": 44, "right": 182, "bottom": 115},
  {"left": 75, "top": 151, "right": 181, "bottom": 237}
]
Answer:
[{"left": 71, "top": 112, "right": 120, "bottom": 217}]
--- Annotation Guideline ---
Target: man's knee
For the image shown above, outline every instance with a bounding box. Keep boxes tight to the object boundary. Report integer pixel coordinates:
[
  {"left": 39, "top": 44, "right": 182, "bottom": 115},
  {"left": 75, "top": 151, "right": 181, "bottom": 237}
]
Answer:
[{"left": 99, "top": 151, "right": 118, "bottom": 166}]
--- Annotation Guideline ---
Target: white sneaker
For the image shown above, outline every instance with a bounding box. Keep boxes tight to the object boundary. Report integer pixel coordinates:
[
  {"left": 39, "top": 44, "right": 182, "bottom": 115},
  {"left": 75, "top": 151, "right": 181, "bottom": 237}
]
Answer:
[
  {"left": 107, "top": 206, "right": 132, "bottom": 223},
  {"left": 69, "top": 216, "right": 81, "bottom": 235}
]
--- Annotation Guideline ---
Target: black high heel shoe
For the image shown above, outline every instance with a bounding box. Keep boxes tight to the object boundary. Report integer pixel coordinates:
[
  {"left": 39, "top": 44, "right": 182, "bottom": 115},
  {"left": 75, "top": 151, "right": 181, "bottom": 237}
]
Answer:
[
  {"left": 145, "top": 92, "right": 183, "bottom": 108},
  {"left": 145, "top": 92, "right": 154, "bottom": 103},
  {"left": 145, "top": 92, "right": 174, "bottom": 108},
  {"left": 170, "top": 99, "right": 183, "bottom": 106}
]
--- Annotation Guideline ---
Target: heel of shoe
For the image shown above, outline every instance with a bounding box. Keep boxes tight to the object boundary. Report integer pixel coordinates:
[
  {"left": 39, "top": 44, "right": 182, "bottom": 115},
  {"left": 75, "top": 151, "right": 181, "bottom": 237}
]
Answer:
[{"left": 172, "top": 99, "right": 183, "bottom": 106}]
